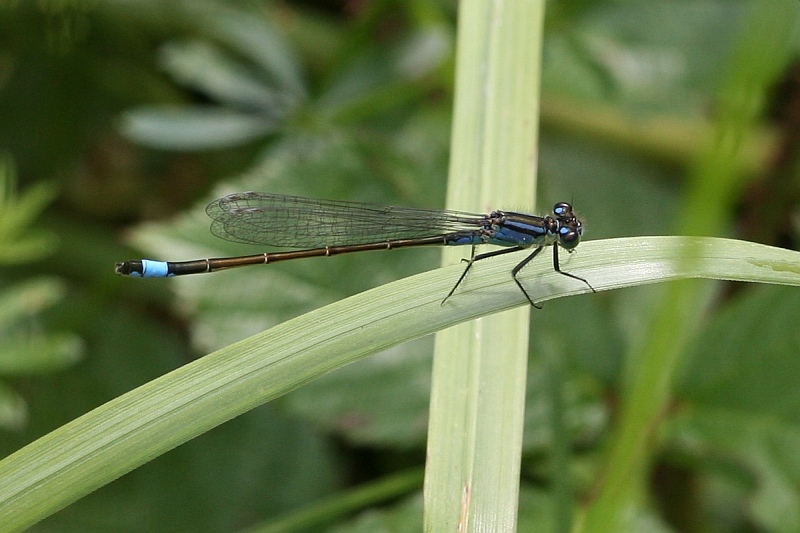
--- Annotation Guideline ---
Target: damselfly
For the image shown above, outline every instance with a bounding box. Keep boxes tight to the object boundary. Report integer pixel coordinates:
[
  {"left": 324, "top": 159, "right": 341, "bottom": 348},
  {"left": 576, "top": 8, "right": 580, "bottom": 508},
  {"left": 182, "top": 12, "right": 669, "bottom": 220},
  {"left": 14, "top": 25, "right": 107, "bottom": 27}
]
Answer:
[{"left": 115, "top": 192, "right": 595, "bottom": 306}]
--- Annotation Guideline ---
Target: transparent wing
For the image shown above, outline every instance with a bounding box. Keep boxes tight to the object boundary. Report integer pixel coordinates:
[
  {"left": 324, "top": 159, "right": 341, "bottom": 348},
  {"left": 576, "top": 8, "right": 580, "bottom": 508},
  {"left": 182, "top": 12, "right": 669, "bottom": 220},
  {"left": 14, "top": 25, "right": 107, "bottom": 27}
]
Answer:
[{"left": 205, "top": 192, "right": 487, "bottom": 247}]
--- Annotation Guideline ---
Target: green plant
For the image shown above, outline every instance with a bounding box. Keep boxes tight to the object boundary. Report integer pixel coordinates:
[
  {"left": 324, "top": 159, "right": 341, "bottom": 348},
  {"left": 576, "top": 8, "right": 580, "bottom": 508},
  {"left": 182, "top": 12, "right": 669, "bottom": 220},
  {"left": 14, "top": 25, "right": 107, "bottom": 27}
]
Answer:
[
  {"left": 2, "top": 1, "right": 800, "bottom": 532},
  {"left": 0, "top": 155, "right": 82, "bottom": 433}
]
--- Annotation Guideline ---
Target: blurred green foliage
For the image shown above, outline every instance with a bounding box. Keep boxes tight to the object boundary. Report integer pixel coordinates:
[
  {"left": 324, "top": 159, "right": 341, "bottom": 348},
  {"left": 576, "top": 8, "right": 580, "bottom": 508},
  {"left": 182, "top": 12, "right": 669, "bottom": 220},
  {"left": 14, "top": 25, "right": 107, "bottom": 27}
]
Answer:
[
  {"left": 0, "top": 155, "right": 82, "bottom": 432},
  {"left": 1, "top": 0, "right": 799, "bottom": 531}
]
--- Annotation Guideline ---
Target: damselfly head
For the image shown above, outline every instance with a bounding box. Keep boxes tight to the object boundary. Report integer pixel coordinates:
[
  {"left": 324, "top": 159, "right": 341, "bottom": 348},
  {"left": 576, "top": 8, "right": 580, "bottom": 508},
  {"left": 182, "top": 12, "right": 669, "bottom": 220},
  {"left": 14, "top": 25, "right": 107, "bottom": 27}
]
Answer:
[
  {"left": 557, "top": 218, "right": 583, "bottom": 250},
  {"left": 552, "top": 202, "right": 575, "bottom": 220}
]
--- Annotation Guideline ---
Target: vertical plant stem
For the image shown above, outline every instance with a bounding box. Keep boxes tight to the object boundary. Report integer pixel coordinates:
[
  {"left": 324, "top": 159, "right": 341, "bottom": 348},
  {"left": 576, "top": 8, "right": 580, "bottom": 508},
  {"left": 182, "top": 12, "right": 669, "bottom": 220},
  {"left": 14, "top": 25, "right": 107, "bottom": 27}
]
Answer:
[{"left": 424, "top": 0, "right": 546, "bottom": 531}]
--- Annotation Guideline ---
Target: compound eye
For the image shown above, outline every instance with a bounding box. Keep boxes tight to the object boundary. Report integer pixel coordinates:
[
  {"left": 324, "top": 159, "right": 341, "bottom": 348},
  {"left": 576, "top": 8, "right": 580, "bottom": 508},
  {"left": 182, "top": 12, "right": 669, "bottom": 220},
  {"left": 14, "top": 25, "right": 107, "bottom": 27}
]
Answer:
[
  {"left": 559, "top": 227, "right": 581, "bottom": 249},
  {"left": 553, "top": 202, "right": 574, "bottom": 218}
]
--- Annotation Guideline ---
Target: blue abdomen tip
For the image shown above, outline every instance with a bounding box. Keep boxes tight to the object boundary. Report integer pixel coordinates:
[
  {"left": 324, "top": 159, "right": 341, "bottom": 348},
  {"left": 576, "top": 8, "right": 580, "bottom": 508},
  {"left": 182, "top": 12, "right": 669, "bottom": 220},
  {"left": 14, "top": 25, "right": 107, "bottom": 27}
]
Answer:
[{"left": 141, "top": 260, "right": 170, "bottom": 278}]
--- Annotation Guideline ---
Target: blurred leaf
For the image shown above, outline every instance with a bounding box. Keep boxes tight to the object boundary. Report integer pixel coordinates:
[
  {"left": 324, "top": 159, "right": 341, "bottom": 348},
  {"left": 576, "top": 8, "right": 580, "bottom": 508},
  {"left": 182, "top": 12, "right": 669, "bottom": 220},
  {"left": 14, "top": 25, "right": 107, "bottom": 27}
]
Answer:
[
  {"left": 0, "top": 156, "right": 58, "bottom": 264},
  {"left": 282, "top": 340, "right": 433, "bottom": 448},
  {"left": 679, "top": 285, "right": 800, "bottom": 420},
  {"left": 0, "top": 278, "right": 66, "bottom": 326},
  {"left": 158, "top": 40, "right": 291, "bottom": 111},
  {"left": 0, "top": 382, "right": 27, "bottom": 432},
  {"left": 327, "top": 493, "right": 423, "bottom": 533},
  {"left": 121, "top": 3, "right": 309, "bottom": 152},
  {"left": 0, "top": 333, "right": 83, "bottom": 375},
  {"left": 0, "top": 155, "right": 81, "bottom": 431},
  {"left": 120, "top": 106, "right": 281, "bottom": 150},
  {"left": 522, "top": 355, "right": 608, "bottom": 453},
  {"left": 545, "top": 2, "right": 745, "bottom": 113},
  {"left": 669, "top": 406, "right": 800, "bottom": 533},
  {"left": 394, "top": 25, "right": 453, "bottom": 80},
  {"left": 0, "top": 278, "right": 84, "bottom": 375},
  {"left": 670, "top": 285, "right": 800, "bottom": 527},
  {"left": 0, "top": 181, "right": 57, "bottom": 240},
  {"left": 0, "top": 232, "right": 58, "bottom": 265},
  {"left": 184, "top": 0, "right": 307, "bottom": 98},
  {"left": 518, "top": 487, "right": 674, "bottom": 533},
  {"left": 250, "top": 468, "right": 424, "bottom": 533}
]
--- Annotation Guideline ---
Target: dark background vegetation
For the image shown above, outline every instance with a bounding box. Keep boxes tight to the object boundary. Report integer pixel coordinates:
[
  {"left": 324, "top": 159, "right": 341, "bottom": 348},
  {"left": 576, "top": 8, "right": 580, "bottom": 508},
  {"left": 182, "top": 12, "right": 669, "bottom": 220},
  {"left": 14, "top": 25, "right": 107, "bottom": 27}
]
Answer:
[{"left": 1, "top": 1, "right": 799, "bottom": 531}]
